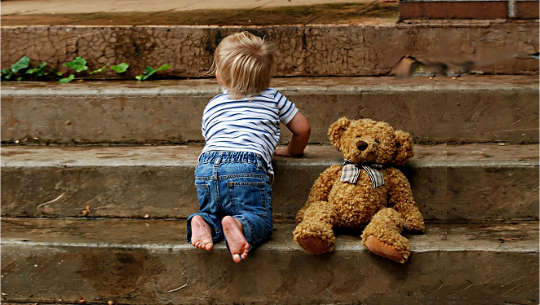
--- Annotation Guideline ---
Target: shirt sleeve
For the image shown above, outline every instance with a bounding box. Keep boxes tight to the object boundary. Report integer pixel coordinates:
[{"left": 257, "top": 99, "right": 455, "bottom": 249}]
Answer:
[{"left": 275, "top": 89, "right": 298, "bottom": 125}]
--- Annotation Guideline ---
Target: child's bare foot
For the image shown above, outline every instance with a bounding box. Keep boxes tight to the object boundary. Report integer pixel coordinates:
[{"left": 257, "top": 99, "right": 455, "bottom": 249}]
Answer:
[
  {"left": 190, "top": 215, "right": 213, "bottom": 251},
  {"left": 222, "top": 216, "right": 250, "bottom": 263}
]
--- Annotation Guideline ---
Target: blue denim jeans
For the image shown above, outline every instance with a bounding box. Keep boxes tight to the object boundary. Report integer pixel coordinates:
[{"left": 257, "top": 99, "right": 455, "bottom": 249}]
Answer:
[{"left": 187, "top": 151, "right": 273, "bottom": 251}]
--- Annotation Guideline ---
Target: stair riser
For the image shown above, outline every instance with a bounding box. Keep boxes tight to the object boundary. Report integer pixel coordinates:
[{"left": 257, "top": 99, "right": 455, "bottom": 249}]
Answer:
[
  {"left": 2, "top": 23, "right": 538, "bottom": 78},
  {"left": 2, "top": 164, "right": 537, "bottom": 222},
  {"left": 2, "top": 87, "right": 538, "bottom": 144},
  {"left": 1, "top": 244, "right": 538, "bottom": 305}
]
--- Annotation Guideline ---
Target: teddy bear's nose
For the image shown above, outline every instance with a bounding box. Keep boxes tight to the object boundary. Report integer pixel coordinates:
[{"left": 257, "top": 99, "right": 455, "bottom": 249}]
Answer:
[{"left": 357, "top": 141, "right": 368, "bottom": 151}]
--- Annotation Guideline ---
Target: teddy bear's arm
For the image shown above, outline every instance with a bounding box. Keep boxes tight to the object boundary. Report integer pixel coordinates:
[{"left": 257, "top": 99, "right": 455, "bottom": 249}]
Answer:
[
  {"left": 385, "top": 168, "right": 425, "bottom": 233},
  {"left": 295, "top": 164, "right": 342, "bottom": 224}
]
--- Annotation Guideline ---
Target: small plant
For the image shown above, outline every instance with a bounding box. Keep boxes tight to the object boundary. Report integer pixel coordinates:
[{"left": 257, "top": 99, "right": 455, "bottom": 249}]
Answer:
[
  {"left": 135, "top": 64, "right": 170, "bottom": 81},
  {"left": 2, "top": 56, "right": 31, "bottom": 80},
  {"left": 25, "top": 62, "right": 49, "bottom": 78},
  {"left": 59, "top": 60, "right": 130, "bottom": 82},
  {"left": 64, "top": 56, "right": 89, "bottom": 73},
  {"left": 1, "top": 56, "right": 174, "bottom": 83},
  {"left": 110, "top": 63, "right": 129, "bottom": 74},
  {"left": 89, "top": 64, "right": 108, "bottom": 75},
  {"left": 57, "top": 58, "right": 130, "bottom": 83},
  {"left": 59, "top": 74, "right": 75, "bottom": 83}
]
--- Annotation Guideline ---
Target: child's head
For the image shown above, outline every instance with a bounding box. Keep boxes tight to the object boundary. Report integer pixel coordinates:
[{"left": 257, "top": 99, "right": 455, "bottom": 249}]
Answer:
[{"left": 213, "top": 31, "right": 274, "bottom": 98}]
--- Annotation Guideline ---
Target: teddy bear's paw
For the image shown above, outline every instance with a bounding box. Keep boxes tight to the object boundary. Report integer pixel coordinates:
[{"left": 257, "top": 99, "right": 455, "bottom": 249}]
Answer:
[
  {"left": 294, "top": 222, "right": 335, "bottom": 255},
  {"left": 364, "top": 235, "right": 409, "bottom": 263},
  {"left": 295, "top": 234, "right": 335, "bottom": 255}
]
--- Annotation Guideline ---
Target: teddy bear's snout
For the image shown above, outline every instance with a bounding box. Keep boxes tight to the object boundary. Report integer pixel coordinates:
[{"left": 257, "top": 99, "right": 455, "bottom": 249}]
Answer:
[{"left": 357, "top": 141, "right": 369, "bottom": 151}]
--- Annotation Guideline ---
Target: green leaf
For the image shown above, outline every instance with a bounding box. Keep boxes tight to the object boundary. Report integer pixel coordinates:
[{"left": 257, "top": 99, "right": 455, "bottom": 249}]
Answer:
[
  {"left": 89, "top": 64, "right": 108, "bottom": 75},
  {"left": 135, "top": 66, "right": 152, "bottom": 81},
  {"left": 59, "top": 74, "right": 75, "bottom": 83},
  {"left": 26, "top": 62, "right": 48, "bottom": 77},
  {"left": 110, "top": 63, "right": 129, "bottom": 73},
  {"left": 56, "top": 71, "right": 65, "bottom": 76},
  {"left": 1, "top": 69, "right": 13, "bottom": 80},
  {"left": 144, "top": 66, "right": 154, "bottom": 74},
  {"left": 17, "top": 76, "right": 23, "bottom": 82},
  {"left": 143, "top": 66, "right": 155, "bottom": 80},
  {"left": 155, "top": 64, "right": 171, "bottom": 72},
  {"left": 10, "top": 56, "right": 31, "bottom": 73},
  {"left": 64, "top": 57, "right": 88, "bottom": 73},
  {"left": 135, "top": 64, "right": 170, "bottom": 81}
]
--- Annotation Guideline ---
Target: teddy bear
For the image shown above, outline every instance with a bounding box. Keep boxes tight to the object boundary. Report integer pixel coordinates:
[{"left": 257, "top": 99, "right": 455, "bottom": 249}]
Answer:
[{"left": 293, "top": 117, "right": 425, "bottom": 263}]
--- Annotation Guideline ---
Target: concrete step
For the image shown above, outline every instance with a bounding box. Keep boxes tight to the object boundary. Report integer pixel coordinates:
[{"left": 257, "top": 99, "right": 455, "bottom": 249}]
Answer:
[
  {"left": 2, "top": 76, "right": 538, "bottom": 145},
  {"left": 399, "top": 0, "right": 539, "bottom": 20},
  {"left": 1, "top": 217, "right": 538, "bottom": 305},
  {"left": 2, "top": 144, "right": 538, "bottom": 222},
  {"left": 1, "top": 21, "right": 538, "bottom": 78},
  {"left": 1, "top": 0, "right": 398, "bottom": 26}
]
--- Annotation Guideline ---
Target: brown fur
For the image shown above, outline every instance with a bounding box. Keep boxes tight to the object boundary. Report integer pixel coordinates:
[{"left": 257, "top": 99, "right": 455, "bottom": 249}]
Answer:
[{"left": 293, "top": 118, "right": 424, "bottom": 263}]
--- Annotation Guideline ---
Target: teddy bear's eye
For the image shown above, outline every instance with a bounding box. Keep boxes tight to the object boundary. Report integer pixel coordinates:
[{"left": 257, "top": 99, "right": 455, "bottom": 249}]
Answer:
[{"left": 375, "top": 139, "right": 380, "bottom": 144}]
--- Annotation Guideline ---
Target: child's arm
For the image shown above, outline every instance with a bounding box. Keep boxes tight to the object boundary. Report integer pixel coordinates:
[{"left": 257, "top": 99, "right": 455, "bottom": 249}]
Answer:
[{"left": 275, "top": 112, "right": 310, "bottom": 157}]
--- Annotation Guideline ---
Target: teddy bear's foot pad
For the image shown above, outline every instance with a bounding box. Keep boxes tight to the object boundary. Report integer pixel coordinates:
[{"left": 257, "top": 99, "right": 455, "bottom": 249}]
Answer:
[
  {"left": 364, "top": 235, "right": 408, "bottom": 263},
  {"left": 296, "top": 235, "right": 334, "bottom": 255}
]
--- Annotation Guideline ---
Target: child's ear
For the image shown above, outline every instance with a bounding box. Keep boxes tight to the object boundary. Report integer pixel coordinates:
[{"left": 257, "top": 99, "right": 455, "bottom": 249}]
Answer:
[
  {"left": 393, "top": 130, "right": 414, "bottom": 165},
  {"left": 328, "top": 117, "right": 351, "bottom": 151}
]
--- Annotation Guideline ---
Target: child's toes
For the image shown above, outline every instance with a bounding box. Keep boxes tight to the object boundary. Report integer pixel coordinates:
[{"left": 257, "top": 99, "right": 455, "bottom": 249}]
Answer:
[
  {"left": 241, "top": 245, "right": 250, "bottom": 259},
  {"left": 232, "top": 253, "right": 242, "bottom": 263}
]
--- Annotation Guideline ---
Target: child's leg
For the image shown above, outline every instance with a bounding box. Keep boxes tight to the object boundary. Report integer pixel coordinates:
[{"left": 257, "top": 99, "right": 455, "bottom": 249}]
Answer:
[
  {"left": 186, "top": 158, "right": 224, "bottom": 248},
  {"left": 223, "top": 176, "right": 273, "bottom": 261},
  {"left": 218, "top": 153, "right": 273, "bottom": 262}
]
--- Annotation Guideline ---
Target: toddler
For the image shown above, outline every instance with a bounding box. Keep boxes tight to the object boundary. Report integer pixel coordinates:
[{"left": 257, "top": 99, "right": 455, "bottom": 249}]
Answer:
[{"left": 187, "top": 31, "right": 310, "bottom": 263}]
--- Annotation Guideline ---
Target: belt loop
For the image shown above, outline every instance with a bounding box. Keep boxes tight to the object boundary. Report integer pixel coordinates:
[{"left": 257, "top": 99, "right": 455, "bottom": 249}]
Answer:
[{"left": 256, "top": 156, "right": 264, "bottom": 171}]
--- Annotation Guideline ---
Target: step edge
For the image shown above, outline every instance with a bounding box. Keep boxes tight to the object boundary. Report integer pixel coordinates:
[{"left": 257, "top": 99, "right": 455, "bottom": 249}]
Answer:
[
  {"left": 2, "top": 239, "right": 538, "bottom": 253},
  {"left": 2, "top": 80, "right": 538, "bottom": 96},
  {"left": 2, "top": 157, "right": 538, "bottom": 168}
]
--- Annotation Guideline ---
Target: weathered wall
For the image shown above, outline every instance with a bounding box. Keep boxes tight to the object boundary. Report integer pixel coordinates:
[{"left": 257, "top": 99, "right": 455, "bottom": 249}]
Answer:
[{"left": 2, "top": 21, "right": 538, "bottom": 77}]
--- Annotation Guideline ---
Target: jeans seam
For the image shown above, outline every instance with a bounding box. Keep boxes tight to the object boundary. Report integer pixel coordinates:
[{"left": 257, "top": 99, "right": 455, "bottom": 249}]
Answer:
[
  {"left": 220, "top": 173, "right": 266, "bottom": 179},
  {"left": 213, "top": 163, "right": 220, "bottom": 205}
]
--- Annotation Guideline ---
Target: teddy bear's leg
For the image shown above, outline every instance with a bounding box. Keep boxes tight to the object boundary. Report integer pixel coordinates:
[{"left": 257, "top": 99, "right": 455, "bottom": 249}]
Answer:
[
  {"left": 293, "top": 200, "right": 337, "bottom": 255},
  {"left": 361, "top": 208, "right": 410, "bottom": 263}
]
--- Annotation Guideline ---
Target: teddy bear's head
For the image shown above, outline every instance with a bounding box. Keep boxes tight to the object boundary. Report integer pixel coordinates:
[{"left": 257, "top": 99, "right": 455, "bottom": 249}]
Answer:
[{"left": 328, "top": 117, "right": 413, "bottom": 166}]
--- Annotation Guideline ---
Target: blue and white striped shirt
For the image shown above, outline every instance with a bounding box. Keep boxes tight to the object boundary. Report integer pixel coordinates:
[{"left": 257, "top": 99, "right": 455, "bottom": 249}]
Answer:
[{"left": 201, "top": 88, "right": 298, "bottom": 174}]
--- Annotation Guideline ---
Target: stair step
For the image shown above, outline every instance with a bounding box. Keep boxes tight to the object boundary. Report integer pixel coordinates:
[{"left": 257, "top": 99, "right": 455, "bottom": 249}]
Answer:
[
  {"left": 2, "top": 144, "right": 538, "bottom": 222},
  {"left": 1, "top": 0, "right": 398, "bottom": 26},
  {"left": 1, "top": 217, "right": 538, "bottom": 304},
  {"left": 399, "top": 0, "right": 539, "bottom": 20},
  {"left": 1, "top": 21, "right": 538, "bottom": 78},
  {"left": 2, "top": 76, "right": 538, "bottom": 144}
]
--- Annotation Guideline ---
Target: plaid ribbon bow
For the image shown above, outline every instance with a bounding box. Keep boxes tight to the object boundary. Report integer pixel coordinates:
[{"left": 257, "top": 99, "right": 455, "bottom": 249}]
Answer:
[{"left": 340, "top": 160, "right": 385, "bottom": 188}]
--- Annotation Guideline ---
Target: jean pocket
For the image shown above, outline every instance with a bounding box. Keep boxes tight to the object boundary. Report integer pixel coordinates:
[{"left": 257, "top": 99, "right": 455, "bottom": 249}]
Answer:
[{"left": 227, "top": 178, "right": 267, "bottom": 217}]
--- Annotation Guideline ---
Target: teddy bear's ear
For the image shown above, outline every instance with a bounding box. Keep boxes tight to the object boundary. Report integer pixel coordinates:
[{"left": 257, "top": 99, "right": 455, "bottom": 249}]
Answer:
[
  {"left": 394, "top": 130, "right": 414, "bottom": 165},
  {"left": 328, "top": 117, "right": 351, "bottom": 150}
]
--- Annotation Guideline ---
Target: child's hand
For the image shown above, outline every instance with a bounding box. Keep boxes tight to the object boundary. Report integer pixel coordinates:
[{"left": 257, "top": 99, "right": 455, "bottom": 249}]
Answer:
[
  {"left": 276, "top": 112, "right": 310, "bottom": 158},
  {"left": 275, "top": 146, "right": 304, "bottom": 158}
]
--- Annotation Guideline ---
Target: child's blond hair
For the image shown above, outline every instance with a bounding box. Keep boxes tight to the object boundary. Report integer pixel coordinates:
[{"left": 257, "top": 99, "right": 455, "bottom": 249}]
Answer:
[{"left": 213, "top": 31, "right": 274, "bottom": 99}]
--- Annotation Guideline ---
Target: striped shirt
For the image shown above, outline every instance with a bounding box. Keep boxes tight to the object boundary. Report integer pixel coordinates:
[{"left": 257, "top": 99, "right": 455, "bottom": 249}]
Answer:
[{"left": 201, "top": 88, "right": 298, "bottom": 174}]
